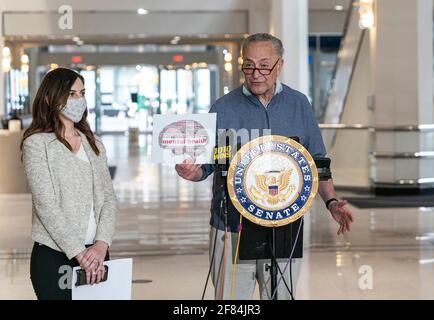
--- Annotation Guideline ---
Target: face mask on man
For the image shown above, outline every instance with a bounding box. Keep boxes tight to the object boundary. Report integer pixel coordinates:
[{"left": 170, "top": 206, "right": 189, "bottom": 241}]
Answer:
[{"left": 61, "top": 97, "right": 87, "bottom": 123}]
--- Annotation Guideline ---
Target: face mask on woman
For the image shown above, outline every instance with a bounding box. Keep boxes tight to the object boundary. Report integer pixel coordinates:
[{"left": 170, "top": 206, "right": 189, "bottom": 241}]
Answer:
[{"left": 61, "top": 97, "right": 87, "bottom": 123}]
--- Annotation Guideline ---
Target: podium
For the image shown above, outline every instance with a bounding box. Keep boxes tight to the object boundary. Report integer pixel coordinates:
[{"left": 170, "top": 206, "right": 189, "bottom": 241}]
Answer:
[{"left": 225, "top": 135, "right": 327, "bottom": 300}]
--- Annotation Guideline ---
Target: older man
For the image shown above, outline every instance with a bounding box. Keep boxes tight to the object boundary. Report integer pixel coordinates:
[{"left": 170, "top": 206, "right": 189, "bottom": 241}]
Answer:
[{"left": 175, "top": 33, "right": 353, "bottom": 300}]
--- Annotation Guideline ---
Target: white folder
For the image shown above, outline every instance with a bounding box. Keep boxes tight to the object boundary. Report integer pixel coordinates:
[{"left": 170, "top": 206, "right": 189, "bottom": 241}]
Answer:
[{"left": 72, "top": 258, "right": 133, "bottom": 300}]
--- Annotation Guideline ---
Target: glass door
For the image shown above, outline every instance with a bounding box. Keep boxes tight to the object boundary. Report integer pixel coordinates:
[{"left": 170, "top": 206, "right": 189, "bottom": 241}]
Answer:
[
  {"left": 79, "top": 69, "right": 96, "bottom": 132},
  {"left": 97, "top": 65, "right": 159, "bottom": 133},
  {"left": 159, "top": 68, "right": 195, "bottom": 115}
]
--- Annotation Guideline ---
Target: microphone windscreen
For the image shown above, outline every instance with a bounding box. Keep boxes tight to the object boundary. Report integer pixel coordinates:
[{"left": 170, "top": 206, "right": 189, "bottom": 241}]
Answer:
[
  {"left": 314, "top": 157, "right": 331, "bottom": 169},
  {"left": 313, "top": 157, "right": 332, "bottom": 181},
  {"left": 290, "top": 136, "right": 300, "bottom": 143}
]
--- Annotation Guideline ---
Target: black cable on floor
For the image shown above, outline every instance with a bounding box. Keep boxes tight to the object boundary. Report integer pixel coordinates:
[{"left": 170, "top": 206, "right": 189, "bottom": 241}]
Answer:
[
  {"left": 271, "top": 218, "right": 303, "bottom": 300},
  {"left": 290, "top": 223, "right": 294, "bottom": 299},
  {"left": 201, "top": 221, "right": 220, "bottom": 300},
  {"left": 267, "top": 241, "right": 294, "bottom": 300}
]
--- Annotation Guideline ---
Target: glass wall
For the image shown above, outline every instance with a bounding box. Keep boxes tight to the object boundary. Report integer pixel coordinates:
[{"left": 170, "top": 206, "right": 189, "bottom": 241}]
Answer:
[
  {"left": 194, "top": 68, "right": 211, "bottom": 113},
  {"left": 33, "top": 63, "right": 215, "bottom": 134},
  {"left": 3, "top": 69, "right": 30, "bottom": 120},
  {"left": 308, "top": 35, "right": 341, "bottom": 123},
  {"left": 160, "top": 68, "right": 210, "bottom": 116},
  {"left": 98, "top": 65, "right": 213, "bottom": 133},
  {"left": 79, "top": 69, "right": 96, "bottom": 132},
  {"left": 3, "top": 40, "right": 340, "bottom": 128},
  {"left": 99, "top": 66, "right": 133, "bottom": 132}
]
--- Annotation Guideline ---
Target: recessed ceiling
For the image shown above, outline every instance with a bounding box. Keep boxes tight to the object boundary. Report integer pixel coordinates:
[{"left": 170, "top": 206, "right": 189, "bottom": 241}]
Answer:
[
  {"left": 5, "top": 34, "right": 247, "bottom": 47},
  {"left": 3, "top": 1, "right": 352, "bottom": 47},
  {"left": 308, "top": 0, "right": 352, "bottom": 11}
]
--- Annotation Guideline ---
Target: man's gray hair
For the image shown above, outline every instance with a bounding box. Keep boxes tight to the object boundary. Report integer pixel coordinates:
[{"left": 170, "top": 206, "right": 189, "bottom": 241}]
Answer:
[{"left": 242, "top": 33, "right": 284, "bottom": 58}]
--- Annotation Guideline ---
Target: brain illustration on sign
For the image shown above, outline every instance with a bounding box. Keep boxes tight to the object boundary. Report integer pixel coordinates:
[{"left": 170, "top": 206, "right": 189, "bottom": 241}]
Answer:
[{"left": 158, "top": 120, "right": 209, "bottom": 160}]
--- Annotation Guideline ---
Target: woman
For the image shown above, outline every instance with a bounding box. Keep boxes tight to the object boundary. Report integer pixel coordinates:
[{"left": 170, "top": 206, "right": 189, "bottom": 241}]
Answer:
[{"left": 21, "top": 67, "right": 117, "bottom": 300}]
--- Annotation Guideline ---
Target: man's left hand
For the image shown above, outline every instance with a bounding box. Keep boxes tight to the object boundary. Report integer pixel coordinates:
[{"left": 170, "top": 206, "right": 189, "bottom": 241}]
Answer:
[{"left": 329, "top": 200, "right": 354, "bottom": 235}]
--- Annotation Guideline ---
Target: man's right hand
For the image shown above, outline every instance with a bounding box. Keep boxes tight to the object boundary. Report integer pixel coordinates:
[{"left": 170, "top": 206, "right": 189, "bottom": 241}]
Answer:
[{"left": 175, "top": 158, "right": 203, "bottom": 182}]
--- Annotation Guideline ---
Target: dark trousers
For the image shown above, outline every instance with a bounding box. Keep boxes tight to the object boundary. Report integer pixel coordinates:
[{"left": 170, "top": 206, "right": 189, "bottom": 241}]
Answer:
[{"left": 30, "top": 242, "right": 110, "bottom": 300}]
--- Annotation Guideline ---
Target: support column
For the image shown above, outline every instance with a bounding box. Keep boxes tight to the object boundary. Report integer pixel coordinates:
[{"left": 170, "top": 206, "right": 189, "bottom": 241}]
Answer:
[
  {"left": 371, "top": 0, "right": 434, "bottom": 194},
  {"left": 269, "top": 0, "right": 309, "bottom": 95},
  {"left": 0, "top": 7, "right": 5, "bottom": 119}
]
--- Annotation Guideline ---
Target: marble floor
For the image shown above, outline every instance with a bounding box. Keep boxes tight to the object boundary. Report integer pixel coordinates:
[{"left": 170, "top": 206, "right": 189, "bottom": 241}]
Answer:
[{"left": 1, "top": 134, "right": 434, "bottom": 300}]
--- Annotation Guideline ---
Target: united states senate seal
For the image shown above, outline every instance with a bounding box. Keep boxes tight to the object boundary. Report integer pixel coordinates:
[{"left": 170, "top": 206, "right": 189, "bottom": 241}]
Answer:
[{"left": 227, "top": 135, "right": 318, "bottom": 227}]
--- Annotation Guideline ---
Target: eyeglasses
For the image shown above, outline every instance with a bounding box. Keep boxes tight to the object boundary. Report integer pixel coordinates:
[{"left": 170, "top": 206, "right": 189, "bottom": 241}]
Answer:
[{"left": 242, "top": 59, "right": 280, "bottom": 76}]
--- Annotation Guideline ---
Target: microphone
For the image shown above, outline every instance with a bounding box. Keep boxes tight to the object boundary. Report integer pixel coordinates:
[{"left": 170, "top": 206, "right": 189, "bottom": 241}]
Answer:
[
  {"left": 214, "top": 135, "right": 302, "bottom": 175},
  {"left": 290, "top": 135, "right": 332, "bottom": 181},
  {"left": 213, "top": 130, "right": 240, "bottom": 177},
  {"left": 213, "top": 130, "right": 240, "bottom": 218},
  {"left": 314, "top": 157, "right": 332, "bottom": 181},
  {"left": 289, "top": 136, "right": 300, "bottom": 143},
  {"left": 213, "top": 133, "right": 332, "bottom": 181}
]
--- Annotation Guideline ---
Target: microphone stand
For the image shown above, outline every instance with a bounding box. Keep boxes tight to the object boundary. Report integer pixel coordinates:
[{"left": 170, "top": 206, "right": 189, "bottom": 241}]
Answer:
[
  {"left": 267, "top": 156, "right": 332, "bottom": 300},
  {"left": 268, "top": 136, "right": 302, "bottom": 300},
  {"left": 270, "top": 227, "right": 278, "bottom": 300},
  {"left": 219, "top": 166, "right": 229, "bottom": 227},
  {"left": 214, "top": 137, "right": 241, "bottom": 299}
]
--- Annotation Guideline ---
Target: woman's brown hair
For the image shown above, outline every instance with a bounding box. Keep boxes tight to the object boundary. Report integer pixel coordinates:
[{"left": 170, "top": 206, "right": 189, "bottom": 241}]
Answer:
[{"left": 20, "top": 67, "right": 100, "bottom": 156}]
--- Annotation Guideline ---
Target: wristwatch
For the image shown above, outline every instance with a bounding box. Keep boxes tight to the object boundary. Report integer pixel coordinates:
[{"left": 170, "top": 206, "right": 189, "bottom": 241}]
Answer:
[{"left": 325, "top": 198, "right": 338, "bottom": 210}]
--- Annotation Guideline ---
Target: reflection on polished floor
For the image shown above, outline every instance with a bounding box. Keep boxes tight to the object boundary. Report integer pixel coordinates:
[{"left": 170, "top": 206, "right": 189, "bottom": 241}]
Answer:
[{"left": 1, "top": 134, "right": 434, "bottom": 300}]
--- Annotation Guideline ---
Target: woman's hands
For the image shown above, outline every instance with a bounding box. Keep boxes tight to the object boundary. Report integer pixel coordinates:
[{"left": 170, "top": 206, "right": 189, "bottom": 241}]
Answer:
[{"left": 75, "top": 240, "right": 108, "bottom": 285}]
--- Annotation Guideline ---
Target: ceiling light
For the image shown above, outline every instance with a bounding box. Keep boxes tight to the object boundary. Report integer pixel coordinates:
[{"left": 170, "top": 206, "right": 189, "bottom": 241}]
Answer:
[
  {"left": 224, "top": 62, "right": 232, "bottom": 72},
  {"left": 354, "top": 0, "right": 375, "bottom": 29},
  {"left": 2, "top": 46, "right": 11, "bottom": 57},
  {"left": 2, "top": 51, "right": 11, "bottom": 73},
  {"left": 224, "top": 53, "right": 233, "bottom": 62},
  {"left": 334, "top": 5, "right": 344, "bottom": 11},
  {"left": 359, "top": 7, "right": 374, "bottom": 29},
  {"left": 137, "top": 8, "right": 148, "bottom": 15},
  {"left": 21, "top": 54, "right": 29, "bottom": 64}
]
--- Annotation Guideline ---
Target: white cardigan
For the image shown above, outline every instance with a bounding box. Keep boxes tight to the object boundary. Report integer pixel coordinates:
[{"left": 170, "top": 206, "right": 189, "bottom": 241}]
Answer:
[{"left": 22, "top": 131, "right": 116, "bottom": 259}]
